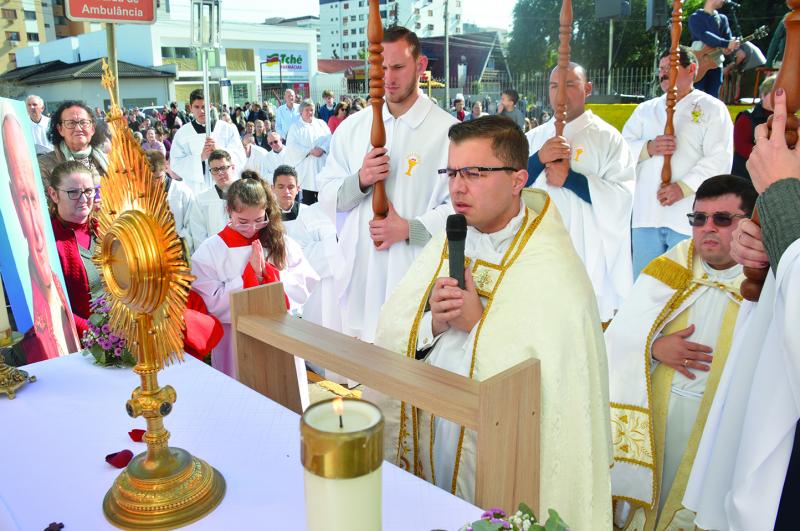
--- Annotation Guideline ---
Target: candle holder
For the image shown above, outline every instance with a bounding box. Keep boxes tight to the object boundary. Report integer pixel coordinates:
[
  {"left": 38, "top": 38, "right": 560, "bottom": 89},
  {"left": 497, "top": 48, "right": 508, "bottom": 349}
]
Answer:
[
  {"left": 301, "top": 398, "right": 384, "bottom": 531},
  {"left": 0, "top": 330, "right": 34, "bottom": 399}
]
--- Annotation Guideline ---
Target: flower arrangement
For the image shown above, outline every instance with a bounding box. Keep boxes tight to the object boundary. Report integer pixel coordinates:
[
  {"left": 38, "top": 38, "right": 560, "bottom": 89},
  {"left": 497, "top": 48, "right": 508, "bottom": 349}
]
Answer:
[
  {"left": 82, "top": 296, "right": 136, "bottom": 367},
  {"left": 463, "top": 503, "right": 569, "bottom": 531}
]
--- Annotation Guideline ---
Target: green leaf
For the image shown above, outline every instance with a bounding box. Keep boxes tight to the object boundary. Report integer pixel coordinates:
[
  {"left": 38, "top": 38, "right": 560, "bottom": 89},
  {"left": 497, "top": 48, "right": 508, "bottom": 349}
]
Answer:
[
  {"left": 470, "top": 520, "right": 500, "bottom": 531},
  {"left": 88, "top": 344, "right": 104, "bottom": 363},
  {"left": 518, "top": 502, "right": 536, "bottom": 520},
  {"left": 121, "top": 349, "right": 137, "bottom": 367},
  {"left": 544, "top": 509, "right": 569, "bottom": 531},
  {"left": 89, "top": 313, "right": 104, "bottom": 326}
]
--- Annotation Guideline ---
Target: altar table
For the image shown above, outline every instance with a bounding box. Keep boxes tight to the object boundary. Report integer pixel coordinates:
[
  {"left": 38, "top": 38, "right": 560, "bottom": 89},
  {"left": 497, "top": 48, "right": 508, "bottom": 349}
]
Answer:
[{"left": 0, "top": 354, "right": 482, "bottom": 530}]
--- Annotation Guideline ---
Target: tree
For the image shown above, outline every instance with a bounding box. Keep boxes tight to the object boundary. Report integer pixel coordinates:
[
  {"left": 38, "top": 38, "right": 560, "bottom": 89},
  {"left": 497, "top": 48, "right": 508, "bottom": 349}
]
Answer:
[{"left": 508, "top": 0, "right": 787, "bottom": 76}]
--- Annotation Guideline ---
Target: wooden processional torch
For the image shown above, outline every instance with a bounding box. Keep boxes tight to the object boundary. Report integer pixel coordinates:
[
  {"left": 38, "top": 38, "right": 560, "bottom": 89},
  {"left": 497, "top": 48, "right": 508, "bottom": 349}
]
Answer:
[
  {"left": 368, "top": 0, "right": 388, "bottom": 247},
  {"left": 661, "top": 0, "right": 683, "bottom": 187},
  {"left": 553, "top": 0, "right": 573, "bottom": 138},
  {"left": 741, "top": 0, "right": 800, "bottom": 301}
]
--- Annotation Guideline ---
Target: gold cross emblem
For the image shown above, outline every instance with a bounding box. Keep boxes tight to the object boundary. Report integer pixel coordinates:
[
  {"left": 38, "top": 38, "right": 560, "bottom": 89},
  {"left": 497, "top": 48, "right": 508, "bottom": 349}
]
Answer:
[{"left": 473, "top": 268, "right": 492, "bottom": 292}]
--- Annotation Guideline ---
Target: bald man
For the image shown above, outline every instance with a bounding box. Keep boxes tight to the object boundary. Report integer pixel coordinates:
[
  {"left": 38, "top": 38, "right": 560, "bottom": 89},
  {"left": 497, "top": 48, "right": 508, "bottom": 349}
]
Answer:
[
  {"left": 526, "top": 62, "right": 636, "bottom": 321},
  {"left": 26, "top": 95, "right": 53, "bottom": 154}
]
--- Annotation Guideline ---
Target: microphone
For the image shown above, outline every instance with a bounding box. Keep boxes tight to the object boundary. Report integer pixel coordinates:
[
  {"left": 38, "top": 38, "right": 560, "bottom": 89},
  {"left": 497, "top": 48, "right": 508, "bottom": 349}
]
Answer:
[
  {"left": 725, "top": 0, "right": 741, "bottom": 8},
  {"left": 446, "top": 214, "right": 467, "bottom": 290}
]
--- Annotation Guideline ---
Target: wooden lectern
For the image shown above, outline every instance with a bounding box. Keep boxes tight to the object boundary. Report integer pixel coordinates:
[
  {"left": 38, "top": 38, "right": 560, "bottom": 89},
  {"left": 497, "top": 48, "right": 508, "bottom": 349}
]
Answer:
[{"left": 230, "top": 283, "right": 540, "bottom": 514}]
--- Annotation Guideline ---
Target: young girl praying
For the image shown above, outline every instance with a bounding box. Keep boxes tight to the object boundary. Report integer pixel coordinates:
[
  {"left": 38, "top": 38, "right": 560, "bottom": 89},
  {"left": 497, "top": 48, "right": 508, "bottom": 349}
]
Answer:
[{"left": 191, "top": 172, "right": 318, "bottom": 377}]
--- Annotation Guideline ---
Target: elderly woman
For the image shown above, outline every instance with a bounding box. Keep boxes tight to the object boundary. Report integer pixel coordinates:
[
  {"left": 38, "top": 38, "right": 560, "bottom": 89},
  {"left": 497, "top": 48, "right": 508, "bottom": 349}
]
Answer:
[
  {"left": 38, "top": 100, "right": 108, "bottom": 190},
  {"left": 284, "top": 99, "right": 331, "bottom": 205},
  {"left": 47, "top": 160, "right": 103, "bottom": 339}
]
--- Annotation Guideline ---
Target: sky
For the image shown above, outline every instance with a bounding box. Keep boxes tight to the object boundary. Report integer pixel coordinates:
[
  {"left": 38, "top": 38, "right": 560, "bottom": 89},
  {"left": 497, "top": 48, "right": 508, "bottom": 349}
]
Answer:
[{"left": 213, "top": 0, "right": 518, "bottom": 31}]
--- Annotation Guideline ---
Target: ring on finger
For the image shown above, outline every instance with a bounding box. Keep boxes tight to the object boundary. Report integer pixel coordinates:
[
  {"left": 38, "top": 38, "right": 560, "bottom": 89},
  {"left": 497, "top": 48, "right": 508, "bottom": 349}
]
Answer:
[{"left": 683, "top": 358, "right": 689, "bottom": 367}]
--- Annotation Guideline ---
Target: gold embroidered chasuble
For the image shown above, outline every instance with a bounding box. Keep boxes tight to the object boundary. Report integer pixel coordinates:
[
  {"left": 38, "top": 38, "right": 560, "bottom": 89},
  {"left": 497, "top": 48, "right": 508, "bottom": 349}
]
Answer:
[
  {"left": 606, "top": 239, "right": 744, "bottom": 531},
  {"left": 370, "top": 189, "right": 613, "bottom": 531}
]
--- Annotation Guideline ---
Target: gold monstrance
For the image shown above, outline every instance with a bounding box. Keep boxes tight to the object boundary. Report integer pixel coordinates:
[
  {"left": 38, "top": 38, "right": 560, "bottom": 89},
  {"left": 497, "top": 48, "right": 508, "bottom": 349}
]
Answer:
[{"left": 98, "top": 61, "right": 225, "bottom": 529}]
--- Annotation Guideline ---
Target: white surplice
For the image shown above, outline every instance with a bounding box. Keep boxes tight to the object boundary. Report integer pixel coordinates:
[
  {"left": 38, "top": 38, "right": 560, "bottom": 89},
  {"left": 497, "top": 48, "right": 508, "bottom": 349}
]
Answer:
[
  {"left": 284, "top": 117, "right": 332, "bottom": 193},
  {"left": 165, "top": 177, "right": 198, "bottom": 254},
  {"left": 187, "top": 186, "right": 230, "bottom": 252},
  {"left": 622, "top": 90, "right": 733, "bottom": 236},
  {"left": 170, "top": 119, "right": 246, "bottom": 195},
  {"left": 191, "top": 226, "right": 319, "bottom": 378},
  {"left": 244, "top": 143, "right": 273, "bottom": 182},
  {"left": 316, "top": 95, "right": 457, "bottom": 343},
  {"left": 263, "top": 149, "right": 288, "bottom": 185},
  {"left": 684, "top": 240, "right": 800, "bottom": 530},
  {"left": 526, "top": 110, "right": 635, "bottom": 320}
]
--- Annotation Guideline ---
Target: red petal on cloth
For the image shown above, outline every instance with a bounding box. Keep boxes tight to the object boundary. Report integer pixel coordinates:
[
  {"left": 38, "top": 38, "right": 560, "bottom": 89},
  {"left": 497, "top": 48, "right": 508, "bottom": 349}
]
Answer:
[
  {"left": 105, "top": 449, "right": 133, "bottom": 468},
  {"left": 128, "top": 429, "right": 145, "bottom": 442}
]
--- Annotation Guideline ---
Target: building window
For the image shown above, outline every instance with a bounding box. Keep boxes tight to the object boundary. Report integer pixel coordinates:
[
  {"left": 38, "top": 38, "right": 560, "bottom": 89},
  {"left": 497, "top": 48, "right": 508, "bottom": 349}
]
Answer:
[
  {"left": 343, "top": 29, "right": 348, "bottom": 35},
  {"left": 343, "top": 2, "right": 348, "bottom": 9},
  {"left": 54, "top": 15, "right": 67, "bottom": 25},
  {"left": 380, "top": 9, "right": 386, "bottom": 17},
  {"left": 350, "top": 15, "right": 356, "bottom": 21},
  {"left": 9, "top": 53, "right": 16, "bottom": 64},
  {"left": 343, "top": 43, "right": 349, "bottom": 49},
  {"left": 24, "top": 9, "right": 36, "bottom": 20},
  {"left": 414, "top": 8, "right": 419, "bottom": 14},
  {"left": 359, "top": 27, "right": 364, "bottom": 34},
  {"left": 427, "top": 24, "right": 434, "bottom": 30},
  {"left": 456, "top": 0, "right": 461, "bottom": 6},
  {"left": 6, "top": 32, "right": 20, "bottom": 41},
  {"left": 415, "top": 22, "right": 421, "bottom": 29},
  {"left": 358, "top": 14, "right": 363, "bottom": 21},
  {"left": 428, "top": 9, "right": 433, "bottom": 16},
  {"left": 360, "top": 41, "right": 365, "bottom": 47},
  {"left": 2, "top": 9, "right": 16, "bottom": 19},
  {"left": 26, "top": 32, "right": 39, "bottom": 41},
  {"left": 44, "top": 23, "right": 50, "bottom": 28},
  {"left": 226, "top": 48, "right": 254, "bottom": 71}
]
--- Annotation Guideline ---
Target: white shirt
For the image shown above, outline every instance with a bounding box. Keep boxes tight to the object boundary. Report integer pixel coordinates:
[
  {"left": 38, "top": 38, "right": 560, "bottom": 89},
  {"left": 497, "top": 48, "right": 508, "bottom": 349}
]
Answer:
[
  {"left": 526, "top": 110, "right": 635, "bottom": 320},
  {"left": 622, "top": 90, "right": 733, "bottom": 235},
  {"left": 276, "top": 104, "right": 299, "bottom": 139},
  {"left": 30, "top": 115, "right": 53, "bottom": 154},
  {"left": 316, "top": 95, "right": 458, "bottom": 342}
]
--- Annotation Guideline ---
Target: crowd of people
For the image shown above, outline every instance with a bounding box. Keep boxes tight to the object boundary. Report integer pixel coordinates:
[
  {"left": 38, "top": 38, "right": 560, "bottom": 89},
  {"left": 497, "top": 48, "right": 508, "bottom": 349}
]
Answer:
[{"left": 16, "top": 12, "right": 800, "bottom": 530}]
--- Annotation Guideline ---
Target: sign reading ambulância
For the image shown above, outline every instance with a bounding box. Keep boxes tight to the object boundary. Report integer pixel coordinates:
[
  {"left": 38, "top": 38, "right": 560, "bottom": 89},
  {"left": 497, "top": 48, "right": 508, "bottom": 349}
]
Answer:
[{"left": 259, "top": 49, "right": 310, "bottom": 82}]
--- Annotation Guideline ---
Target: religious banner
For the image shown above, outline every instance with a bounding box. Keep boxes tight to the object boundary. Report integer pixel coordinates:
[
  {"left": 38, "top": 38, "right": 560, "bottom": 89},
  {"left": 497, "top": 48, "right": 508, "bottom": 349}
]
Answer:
[{"left": 0, "top": 98, "right": 79, "bottom": 360}]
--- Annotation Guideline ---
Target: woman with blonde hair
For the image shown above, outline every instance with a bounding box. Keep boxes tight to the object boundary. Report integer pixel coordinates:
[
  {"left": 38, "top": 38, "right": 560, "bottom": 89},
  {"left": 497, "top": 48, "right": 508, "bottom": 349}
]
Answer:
[{"left": 190, "top": 173, "right": 318, "bottom": 376}]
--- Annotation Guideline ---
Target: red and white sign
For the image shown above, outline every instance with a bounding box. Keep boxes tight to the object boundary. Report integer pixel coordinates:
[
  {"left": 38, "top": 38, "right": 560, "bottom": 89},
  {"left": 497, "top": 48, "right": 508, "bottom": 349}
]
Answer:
[{"left": 66, "top": 0, "right": 156, "bottom": 24}]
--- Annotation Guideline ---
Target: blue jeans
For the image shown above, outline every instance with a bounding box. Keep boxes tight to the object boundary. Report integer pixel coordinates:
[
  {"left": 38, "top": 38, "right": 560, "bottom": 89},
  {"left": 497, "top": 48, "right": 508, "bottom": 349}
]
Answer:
[{"left": 632, "top": 227, "right": 689, "bottom": 280}]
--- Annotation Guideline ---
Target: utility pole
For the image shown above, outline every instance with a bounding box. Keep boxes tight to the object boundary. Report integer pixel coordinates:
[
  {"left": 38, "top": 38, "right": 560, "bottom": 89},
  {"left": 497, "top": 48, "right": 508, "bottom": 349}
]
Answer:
[
  {"left": 191, "top": 0, "right": 221, "bottom": 140},
  {"left": 444, "top": 0, "right": 450, "bottom": 107},
  {"left": 607, "top": 18, "right": 614, "bottom": 95}
]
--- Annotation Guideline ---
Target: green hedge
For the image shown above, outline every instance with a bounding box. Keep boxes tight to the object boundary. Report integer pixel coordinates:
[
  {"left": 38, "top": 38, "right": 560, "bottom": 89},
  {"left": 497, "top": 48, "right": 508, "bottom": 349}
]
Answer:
[{"left": 585, "top": 103, "right": 751, "bottom": 133}]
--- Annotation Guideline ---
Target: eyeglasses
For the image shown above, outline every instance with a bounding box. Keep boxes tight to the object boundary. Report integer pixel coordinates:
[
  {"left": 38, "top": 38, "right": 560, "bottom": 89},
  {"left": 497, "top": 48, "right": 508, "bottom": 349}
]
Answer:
[
  {"left": 687, "top": 212, "right": 747, "bottom": 227},
  {"left": 268, "top": 140, "right": 281, "bottom": 145},
  {"left": 60, "top": 119, "right": 94, "bottom": 130},
  {"left": 57, "top": 187, "right": 95, "bottom": 201},
  {"left": 209, "top": 165, "right": 232, "bottom": 175},
  {"left": 438, "top": 166, "right": 518, "bottom": 181}
]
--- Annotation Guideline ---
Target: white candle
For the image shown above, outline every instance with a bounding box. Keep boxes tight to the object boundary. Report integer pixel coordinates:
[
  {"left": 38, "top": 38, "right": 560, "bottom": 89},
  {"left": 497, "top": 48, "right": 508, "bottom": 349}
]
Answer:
[
  {"left": 0, "top": 275, "right": 10, "bottom": 342},
  {"left": 301, "top": 398, "right": 383, "bottom": 531}
]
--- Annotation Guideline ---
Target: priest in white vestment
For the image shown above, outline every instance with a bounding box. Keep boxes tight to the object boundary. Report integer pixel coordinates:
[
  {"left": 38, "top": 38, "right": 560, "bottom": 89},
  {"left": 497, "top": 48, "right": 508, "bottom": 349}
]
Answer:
[
  {"left": 526, "top": 63, "right": 635, "bottom": 320},
  {"left": 284, "top": 100, "right": 331, "bottom": 205},
  {"left": 316, "top": 26, "right": 458, "bottom": 343},
  {"left": 263, "top": 132, "right": 288, "bottom": 185},
  {"left": 187, "top": 149, "right": 239, "bottom": 251},
  {"left": 371, "top": 116, "right": 613, "bottom": 530},
  {"left": 170, "top": 89, "right": 246, "bottom": 195},
  {"left": 622, "top": 47, "right": 733, "bottom": 277},
  {"left": 145, "top": 149, "right": 198, "bottom": 255},
  {"left": 607, "top": 175, "right": 756, "bottom": 531},
  {"left": 191, "top": 175, "right": 318, "bottom": 378},
  {"left": 684, "top": 91, "right": 800, "bottom": 531}
]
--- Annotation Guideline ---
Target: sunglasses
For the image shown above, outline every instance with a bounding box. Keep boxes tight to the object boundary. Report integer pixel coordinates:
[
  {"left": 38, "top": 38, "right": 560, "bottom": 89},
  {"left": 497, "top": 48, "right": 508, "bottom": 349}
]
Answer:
[{"left": 687, "top": 212, "right": 747, "bottom": 227}]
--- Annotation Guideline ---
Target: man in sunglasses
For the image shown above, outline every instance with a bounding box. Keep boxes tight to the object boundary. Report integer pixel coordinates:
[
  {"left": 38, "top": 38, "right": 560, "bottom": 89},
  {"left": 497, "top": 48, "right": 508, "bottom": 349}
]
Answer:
[
  {"left": 371, "top": 116, "right": 613, "bottom": 529},
  {"left": 623, "top": 46, "right": 734, "bottom": 278},
  {"left": 262, "top": 131, "right": 287, "bottom": 184},
  {"left": 606, "top": 174, "right": 756, "bottom": 530}
]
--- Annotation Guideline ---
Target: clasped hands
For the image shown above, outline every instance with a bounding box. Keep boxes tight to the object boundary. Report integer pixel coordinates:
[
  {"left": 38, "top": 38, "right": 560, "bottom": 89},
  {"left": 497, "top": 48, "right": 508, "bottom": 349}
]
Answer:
[
  {"left": 249, "top": 240, "right": 265, "bottom": 280},
  {"left": 538, "top": 136, "right": 572, "bottom": 187},
  {"left": 361, "top": 147, "right": 409, "bottom": 250},
  {"left": 430, "top": 267, "right": 483, "bottom": 337}
]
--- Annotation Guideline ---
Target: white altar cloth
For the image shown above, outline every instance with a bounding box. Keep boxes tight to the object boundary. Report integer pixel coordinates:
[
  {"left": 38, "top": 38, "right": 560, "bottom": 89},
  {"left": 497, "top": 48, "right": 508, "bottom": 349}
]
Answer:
[{"left": 0, "top": 354, "right": 482, "bottom": 530}]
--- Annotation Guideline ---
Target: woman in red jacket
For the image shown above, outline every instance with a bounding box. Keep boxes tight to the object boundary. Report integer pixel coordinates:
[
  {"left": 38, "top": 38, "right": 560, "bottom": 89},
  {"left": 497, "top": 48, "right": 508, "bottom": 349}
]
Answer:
[{"left": 46, "top": 160, "right": 101, "bottom": 340}]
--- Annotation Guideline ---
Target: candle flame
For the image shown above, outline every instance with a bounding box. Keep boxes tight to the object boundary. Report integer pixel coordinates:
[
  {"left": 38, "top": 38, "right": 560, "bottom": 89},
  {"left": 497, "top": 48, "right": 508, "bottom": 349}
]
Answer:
[{"left": 332, "top": 397, "right": 344, "bottom": 415}]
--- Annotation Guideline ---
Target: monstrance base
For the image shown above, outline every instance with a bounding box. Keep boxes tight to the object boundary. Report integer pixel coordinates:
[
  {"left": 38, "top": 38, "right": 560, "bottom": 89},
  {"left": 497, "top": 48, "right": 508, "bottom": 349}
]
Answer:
[{"left": 103, "top": 447, "right": 225, "bottom": 530}]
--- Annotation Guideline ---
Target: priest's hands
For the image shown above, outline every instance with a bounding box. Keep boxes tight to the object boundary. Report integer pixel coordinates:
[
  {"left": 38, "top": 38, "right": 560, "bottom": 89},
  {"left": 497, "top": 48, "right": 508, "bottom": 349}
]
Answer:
[
  {"left": 647, "top": 134, "right": 676, "bottom": 156},
  {"left": 358, "top": 147, "right": 390, "bottom": 191},
  {"left": 731, "top": 218, "right": 769, "bottom": 269},
  {"left": 538, "top": 136, "right": 572, "bottom": 165},
  {"left": 651, "top": 324, "right": 713, "bottom": 379},
  {"left": 201, "top": 137, "right": 217, "bottom": 161},
  {"left": 249, "top": 240, "right": 264, "bottom": 280},
  {"left": 309, "top": 147, "right": 325, "bottom": 157},
  {"left": 429, "top": 266, "right": 483, "bottom": 336},
  {"left": 545, "top": 159, "right": 570, "bottom": 187},
  {"left": 747, "top": 89, "right": 800, "bottom": 194},
  {"left": 369, "top": 203, "right": 409, "bottom": 250},
  {"left": 657, "top": 183, "right": 684, "bottom": 206}
]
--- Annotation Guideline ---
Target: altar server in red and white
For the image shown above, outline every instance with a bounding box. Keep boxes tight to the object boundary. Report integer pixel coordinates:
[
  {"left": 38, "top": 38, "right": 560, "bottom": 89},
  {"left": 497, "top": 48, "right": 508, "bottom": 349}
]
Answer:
[{"left": 190, "top": 174, "right": 319, "bottom": 377}]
